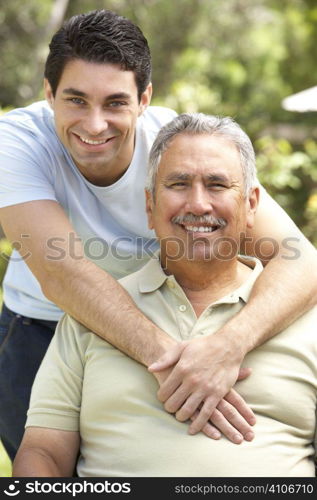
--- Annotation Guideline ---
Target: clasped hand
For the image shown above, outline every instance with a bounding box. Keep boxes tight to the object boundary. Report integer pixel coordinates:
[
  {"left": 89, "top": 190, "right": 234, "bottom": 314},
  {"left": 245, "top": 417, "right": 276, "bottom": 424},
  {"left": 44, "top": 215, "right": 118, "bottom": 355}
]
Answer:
[{"left": 148, "top": 334, "right": 255, "bottom": 444}]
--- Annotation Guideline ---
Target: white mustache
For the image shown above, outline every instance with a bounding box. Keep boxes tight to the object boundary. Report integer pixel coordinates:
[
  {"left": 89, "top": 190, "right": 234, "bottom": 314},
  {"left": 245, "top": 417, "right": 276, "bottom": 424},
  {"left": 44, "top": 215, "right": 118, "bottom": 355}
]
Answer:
[{"left": 172, "top": 214, "right": 227, "bottom": 228}]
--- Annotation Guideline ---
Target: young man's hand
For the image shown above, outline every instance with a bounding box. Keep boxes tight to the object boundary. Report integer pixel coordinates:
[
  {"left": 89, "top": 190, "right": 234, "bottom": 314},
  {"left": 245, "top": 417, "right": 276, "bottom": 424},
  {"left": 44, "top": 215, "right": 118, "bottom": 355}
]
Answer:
[
  {"left": 152, "top": 354, "right": 255, "bottom": 444},
  {"left": 149, "top": 330, "right": 249, "bottom": 435}
]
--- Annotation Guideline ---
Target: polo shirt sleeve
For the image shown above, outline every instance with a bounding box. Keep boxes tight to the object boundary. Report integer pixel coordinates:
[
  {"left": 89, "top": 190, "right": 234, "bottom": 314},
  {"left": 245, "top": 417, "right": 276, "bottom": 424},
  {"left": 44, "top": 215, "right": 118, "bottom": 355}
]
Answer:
[
  {"left": 26, "top": 314, "right": 87, "bottom": 431},
  {"left": 0, "top": 120, "right": 57, "bottom": 208}
]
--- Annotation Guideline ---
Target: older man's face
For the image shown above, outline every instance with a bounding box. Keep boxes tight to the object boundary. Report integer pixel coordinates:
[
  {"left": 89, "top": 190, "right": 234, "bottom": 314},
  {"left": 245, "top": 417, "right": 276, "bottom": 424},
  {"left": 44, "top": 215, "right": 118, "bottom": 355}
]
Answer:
[{"left": 146, "top": 133, "right": 257, "bottom": 263}]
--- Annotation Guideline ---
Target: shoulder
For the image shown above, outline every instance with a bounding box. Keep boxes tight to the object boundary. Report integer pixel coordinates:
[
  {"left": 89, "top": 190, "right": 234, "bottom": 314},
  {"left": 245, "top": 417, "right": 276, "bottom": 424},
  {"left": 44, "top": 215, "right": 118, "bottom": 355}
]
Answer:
[
  {"left": 54, "top": 313, "right": 95, "bottom": 355},
  {"left": 139, "top": 106, "right": 177, "bottom": 132},
  {"left": 0, "top": 101, "right": 58, "bottom": 150},
  {"left": 0, "top": 101, "right": 62, "bottom": 162},
  {"left": 0, "top": 101, "right": 53, "bottom": 130}
]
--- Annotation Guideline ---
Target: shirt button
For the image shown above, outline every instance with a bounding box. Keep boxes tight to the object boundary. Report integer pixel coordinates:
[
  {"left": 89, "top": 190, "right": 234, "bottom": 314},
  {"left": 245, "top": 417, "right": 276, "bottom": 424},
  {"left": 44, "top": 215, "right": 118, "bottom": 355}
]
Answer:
[
  {"left": 179, "top": 305, "right": 187, "bottom": 312},
  {"left": 168, "top": 280, "right": 175, "bottom": 289}
]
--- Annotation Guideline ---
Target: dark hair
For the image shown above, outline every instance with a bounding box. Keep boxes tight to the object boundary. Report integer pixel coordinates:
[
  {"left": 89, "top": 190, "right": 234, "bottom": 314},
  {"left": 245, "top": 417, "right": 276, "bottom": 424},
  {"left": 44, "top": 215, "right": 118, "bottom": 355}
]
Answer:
[{"left": 44, "top": 9, "right": 152, "bottom": 100}]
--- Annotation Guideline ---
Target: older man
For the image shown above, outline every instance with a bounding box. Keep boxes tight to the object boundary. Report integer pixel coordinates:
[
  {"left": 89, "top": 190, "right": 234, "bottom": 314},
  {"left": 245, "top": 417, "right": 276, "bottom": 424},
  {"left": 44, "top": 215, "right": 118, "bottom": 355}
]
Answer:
[{"left": 13, "top": 114, "right": 317, "bottom": 477}]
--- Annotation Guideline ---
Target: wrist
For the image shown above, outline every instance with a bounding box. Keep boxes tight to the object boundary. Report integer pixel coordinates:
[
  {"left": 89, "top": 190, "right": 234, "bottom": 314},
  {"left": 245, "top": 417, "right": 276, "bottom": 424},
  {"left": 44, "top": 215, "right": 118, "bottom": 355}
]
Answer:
[
  {"left": 212, "top": 322, "right": 250, "bottom": 362},
  {"left": 144, "top": 326, "right": 177, "bottom": 367}
]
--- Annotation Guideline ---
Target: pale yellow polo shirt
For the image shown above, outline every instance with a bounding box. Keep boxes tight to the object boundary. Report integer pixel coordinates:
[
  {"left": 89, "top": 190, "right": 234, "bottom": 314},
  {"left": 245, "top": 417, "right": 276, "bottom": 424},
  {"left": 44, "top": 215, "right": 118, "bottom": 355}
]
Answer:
[{"left": 26, "top": 256, "right": 317, "bottom": 477}]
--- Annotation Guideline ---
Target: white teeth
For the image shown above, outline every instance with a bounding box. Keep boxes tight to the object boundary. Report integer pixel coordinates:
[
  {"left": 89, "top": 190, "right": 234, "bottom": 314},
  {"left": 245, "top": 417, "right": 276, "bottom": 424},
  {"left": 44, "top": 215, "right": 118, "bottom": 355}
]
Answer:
[
  {"left": 185, "top": 225, "right": 215, "bottom": 233},
  {"left": 80, "top": 136, "right": 107, "bottom": 145}
]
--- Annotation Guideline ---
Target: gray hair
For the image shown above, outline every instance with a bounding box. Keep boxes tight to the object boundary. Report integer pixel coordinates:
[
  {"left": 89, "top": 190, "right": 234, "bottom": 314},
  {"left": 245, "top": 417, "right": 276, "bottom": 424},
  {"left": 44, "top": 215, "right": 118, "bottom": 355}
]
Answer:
[{"left": 146, "top": 113, "right": 257, "bottom": 198}]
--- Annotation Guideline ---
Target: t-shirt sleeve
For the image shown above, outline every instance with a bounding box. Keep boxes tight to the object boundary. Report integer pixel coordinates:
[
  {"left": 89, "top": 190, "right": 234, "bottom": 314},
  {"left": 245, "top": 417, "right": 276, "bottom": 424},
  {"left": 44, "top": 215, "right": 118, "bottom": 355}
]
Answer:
[
  {"left": 26, "top": 314, "right": 87, "bottom": 431},
  {"left": 0, "top": 121, "right": 58, "bottom": 208}
]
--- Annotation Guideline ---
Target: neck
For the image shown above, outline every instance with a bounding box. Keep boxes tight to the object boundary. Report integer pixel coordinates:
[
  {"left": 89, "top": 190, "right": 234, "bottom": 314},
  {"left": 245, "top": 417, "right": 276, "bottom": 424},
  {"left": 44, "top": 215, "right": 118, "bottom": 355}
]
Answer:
[
  {"left": 163, "top": 257, "right": 251, "bottom": 316},
  {"left": 76, "top": 133, "right": 135, "bottom": 187}
]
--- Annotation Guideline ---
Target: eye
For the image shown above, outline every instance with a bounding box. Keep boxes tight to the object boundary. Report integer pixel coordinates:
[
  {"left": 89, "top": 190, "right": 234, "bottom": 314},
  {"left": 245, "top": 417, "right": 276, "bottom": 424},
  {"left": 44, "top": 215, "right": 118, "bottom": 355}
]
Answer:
[
  {"left": 207, "top": 183, "right": 226, "bottom": 190},
  {"left": 67, "top": 97, "right": 85, "bottom": 105},
  {"left": 108, "top": 101, "right": 127, "bottom": 108},
  {"left": 166, "top": 181, "right": 188, "bottom": 189}
]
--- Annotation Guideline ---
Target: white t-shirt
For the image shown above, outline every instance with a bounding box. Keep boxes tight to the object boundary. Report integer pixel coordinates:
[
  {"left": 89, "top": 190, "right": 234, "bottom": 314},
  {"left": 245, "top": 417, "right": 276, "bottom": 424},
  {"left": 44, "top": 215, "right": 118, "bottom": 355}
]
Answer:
[{"left": 0, "top": 101, "right": 176, "bottom": 320}]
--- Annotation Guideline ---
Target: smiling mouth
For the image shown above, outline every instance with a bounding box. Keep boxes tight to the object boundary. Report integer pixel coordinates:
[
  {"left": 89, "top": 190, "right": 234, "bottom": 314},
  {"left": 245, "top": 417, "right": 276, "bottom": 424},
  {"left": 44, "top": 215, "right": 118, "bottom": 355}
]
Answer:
[
  {"left": 75, "top": 134, "right": 115, "bottom": 146},
  {"left": 182, "top": 224, "right": 221, "bottom": 234}
]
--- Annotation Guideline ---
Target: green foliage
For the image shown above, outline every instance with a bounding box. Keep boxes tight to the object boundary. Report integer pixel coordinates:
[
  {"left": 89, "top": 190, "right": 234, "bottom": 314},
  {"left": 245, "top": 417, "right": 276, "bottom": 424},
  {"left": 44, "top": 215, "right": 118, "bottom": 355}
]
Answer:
[
  {"left": 0, "top": 239, "right": 12, "bottom": 286},
  {"left": 0, "top": 439, "right": 12, "bottom": 477},
  {"left": 256, "top": 137, "right": 317, "bottom": 244}
]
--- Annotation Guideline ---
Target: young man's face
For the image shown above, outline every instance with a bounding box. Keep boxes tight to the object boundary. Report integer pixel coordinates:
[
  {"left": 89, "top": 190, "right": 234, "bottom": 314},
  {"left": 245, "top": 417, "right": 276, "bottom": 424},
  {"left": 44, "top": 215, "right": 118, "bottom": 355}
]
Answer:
[
  {"left": 146, "top": 133, "right": 258, "bottom": 264},
  {"left": 44, "top": 59, "right": 152, "bottom": 186}
]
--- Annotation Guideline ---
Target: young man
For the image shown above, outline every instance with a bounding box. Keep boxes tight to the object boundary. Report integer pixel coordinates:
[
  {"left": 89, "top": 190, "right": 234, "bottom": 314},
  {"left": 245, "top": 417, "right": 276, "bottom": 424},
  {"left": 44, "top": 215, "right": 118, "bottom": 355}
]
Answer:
[
  {"left": 13, "top": 114, "right": 317, "bottom": 477},
  {"left": 0, "top": 10, "right": 316, "bottom": 461}
]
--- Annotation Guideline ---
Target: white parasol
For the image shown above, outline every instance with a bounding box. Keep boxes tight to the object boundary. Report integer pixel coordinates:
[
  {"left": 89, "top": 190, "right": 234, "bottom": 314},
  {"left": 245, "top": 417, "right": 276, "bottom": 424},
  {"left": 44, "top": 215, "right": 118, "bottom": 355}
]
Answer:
[{"left": 282, "top": 86, "right": 317, "bottom": 112}]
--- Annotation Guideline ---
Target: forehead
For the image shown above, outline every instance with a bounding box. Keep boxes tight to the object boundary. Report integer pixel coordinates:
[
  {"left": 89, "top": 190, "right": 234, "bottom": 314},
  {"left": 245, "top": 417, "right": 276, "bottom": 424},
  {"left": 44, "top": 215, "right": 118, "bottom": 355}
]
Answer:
[
  {"left": 158, "top": 133, "right": 242, "bottom": 179},
  {"left": 56, "top": 58, "right": 138, "bottom": 96}
]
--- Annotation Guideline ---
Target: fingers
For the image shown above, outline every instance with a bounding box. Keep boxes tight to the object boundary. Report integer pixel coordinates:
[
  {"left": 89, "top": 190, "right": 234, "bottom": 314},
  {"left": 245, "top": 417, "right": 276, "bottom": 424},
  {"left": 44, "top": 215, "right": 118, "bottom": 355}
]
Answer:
[
  {"left": 187, "top": 397, "right": 218, "bottom": 435},
  {"left": 156, "top": 371, "right": 183, "bottom": 403},
  {"left": 189, "top": 402, "right": 256, "bottom": 444},
  {"left": 201, "top": 422, "right": 221, "bottom": 440},
  {"left": 158, "top": 371, "right": 214, "bottom": 418},
  {"left": 156, "top": 358, "right": 194, "bottom": 403},
  {"left": 224, "top": 389, "right": 256, "bottom": 426},
  {"left": 188, "top": 398, "right": 255, "bottom": 444},
  {"left": 213, "top": 399, "right": 255, "bottom": 443},
  {"left": 237, "top": 366, "right": 252, "bottom": 381},
  {"left": 174, "top": 392, "right": 205, "bottom": 421},
  {"left": 148, "top": 342, "right": 187, "bottom": 373},
  {"left": 190, "top": 411, "right": 221, "bottom": 440}
]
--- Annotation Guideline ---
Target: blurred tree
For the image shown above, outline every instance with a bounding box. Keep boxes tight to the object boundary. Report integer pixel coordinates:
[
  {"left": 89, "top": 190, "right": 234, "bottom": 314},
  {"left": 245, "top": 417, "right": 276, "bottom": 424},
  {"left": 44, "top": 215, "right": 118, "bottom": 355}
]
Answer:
[{"left": 0, "top": 0, "right": 69, "bottom": 107}]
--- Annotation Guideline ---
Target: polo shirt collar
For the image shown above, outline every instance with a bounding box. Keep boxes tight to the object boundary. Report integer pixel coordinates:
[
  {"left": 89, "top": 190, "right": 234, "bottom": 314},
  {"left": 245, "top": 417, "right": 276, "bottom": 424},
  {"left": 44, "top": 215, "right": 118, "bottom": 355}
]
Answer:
[
  {"left": 138, "top": 252, "right": 263, "bottom": 305},
  {"left": 138, "top": 252, "right": 168, "bottom": 293}
]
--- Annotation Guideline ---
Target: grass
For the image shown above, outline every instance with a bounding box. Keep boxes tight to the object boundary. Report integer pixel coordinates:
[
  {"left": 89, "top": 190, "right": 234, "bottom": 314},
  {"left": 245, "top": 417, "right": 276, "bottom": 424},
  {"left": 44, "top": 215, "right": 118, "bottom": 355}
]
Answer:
[
  {"left": 0, "top": 286, "right": 12, "bottom": 476},
  {"left": 0, "top": 440, "right": 12, "bottom": 477}
]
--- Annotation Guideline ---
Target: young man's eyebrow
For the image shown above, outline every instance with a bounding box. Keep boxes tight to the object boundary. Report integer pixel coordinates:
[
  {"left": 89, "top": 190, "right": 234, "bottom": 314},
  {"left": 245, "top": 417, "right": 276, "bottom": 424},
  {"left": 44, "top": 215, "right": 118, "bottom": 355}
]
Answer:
[
  {"left": 105, "top": 92, "right": 131, "bottom": 100},
  {"left": 62, "top": 88, "right": 87, "bottom": 97},
  {"left": 62, "top": 89, "right": 131, "bottom": 101}
]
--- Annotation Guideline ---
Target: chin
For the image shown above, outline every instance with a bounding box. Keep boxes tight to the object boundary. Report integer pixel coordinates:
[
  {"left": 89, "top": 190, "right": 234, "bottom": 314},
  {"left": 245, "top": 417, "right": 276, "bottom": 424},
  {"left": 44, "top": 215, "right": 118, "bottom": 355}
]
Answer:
[{"left": 186, "top": 245, "right": 217, "bottom": 262}]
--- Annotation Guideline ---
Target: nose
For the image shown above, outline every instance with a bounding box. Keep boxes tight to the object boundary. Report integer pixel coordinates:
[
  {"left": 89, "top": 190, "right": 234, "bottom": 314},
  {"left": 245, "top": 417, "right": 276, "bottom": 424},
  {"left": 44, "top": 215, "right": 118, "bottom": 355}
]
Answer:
[
  {"left": 185, "top": 184, "right": 212, "bottom": 215},
  {"left": 83, "top": 108, "right": 109, "bottom": 137}
]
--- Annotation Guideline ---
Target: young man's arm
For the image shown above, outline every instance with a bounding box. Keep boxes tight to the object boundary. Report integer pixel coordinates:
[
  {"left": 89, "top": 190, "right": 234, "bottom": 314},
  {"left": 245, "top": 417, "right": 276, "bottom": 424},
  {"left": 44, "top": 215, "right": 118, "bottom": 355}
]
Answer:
[
  {"left": 0, "top": 200, "right": 175, "bottom": 363},
  {"left": 0, "top": 199, "right": 256, "bottom": 443},
  {"left": 13, "top": 428, "right": 80, "bottom": 477},
  {"left": 149, "top": 187, "right": 317, "bottom": 433}
]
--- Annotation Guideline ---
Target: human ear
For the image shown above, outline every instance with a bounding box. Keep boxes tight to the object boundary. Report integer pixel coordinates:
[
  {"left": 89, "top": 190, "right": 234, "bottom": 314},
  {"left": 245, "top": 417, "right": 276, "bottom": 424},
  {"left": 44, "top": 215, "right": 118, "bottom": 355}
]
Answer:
[
  {"left": 145, "top": 189, "right": 155, "bottom": 230},
  {"left": 246, "top": 187, "right": 260, "bottom": 229},
  {"left": 44, "top": 79, "right": 55, "bottom": 109},
  {"left": 138, "top": 83, "right": 152, "bottom": 115}
]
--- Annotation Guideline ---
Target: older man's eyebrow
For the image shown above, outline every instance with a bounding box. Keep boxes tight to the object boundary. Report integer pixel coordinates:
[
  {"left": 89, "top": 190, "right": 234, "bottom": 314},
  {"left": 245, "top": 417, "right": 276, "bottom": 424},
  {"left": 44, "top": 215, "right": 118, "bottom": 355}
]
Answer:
[
  {"left": 204, "top": 174, "right": 230, "bottom": 183},
  {"left": 164, "top": 173, "right": 230, "bottom": 183},
  {"left": 164, "top": 173, "right": 192, "bottom": 182}
]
